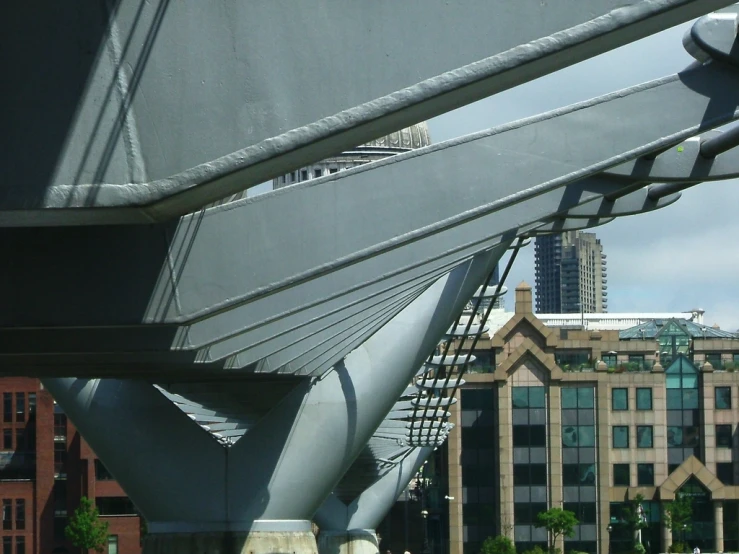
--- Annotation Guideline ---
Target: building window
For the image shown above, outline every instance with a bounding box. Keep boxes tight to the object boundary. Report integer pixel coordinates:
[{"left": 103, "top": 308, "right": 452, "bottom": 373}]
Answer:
[
  {"left": 637, "top": 463, "right": 654, "bottom": 486},
  {"left": 614, "top": 464, "right": 630, "bottom": 486},
  {"left": 563, "top": 463, "right": 596, "bottom": 486},
  {"left": 300, "top": 170, "right": 308, "bottom": 181},
  {"left": 14, "top": 393, "right": 24, "bottom": 422},
  {"left": 612, "top": 388, "right": 628, "bottom": 411},
  {"left": 96, "top": 497, "right": 137, "bottom": 516},
  {"left": 512, "top": 387, "right": 546, "bottom": 409},
  {"left": 2, "top": 537, "right": 9, "bottom": 554},
  {"left": 636, "top": 388, "right": 652, "bottom": 410},
  {"left": 14, "top": 537, "right": 23, "bottom": 554},
  {"left": 718, "top": 462, "right": 734, "bottom": 485},
  {"left": 3, "top": 394, "right": 11, "bottom": 423},
  {"left": 53, "top": 480, "right": 67, "bottom": 518},
  {"left": 717, "top": 425, "right": 733, "bottom": 448},
  {"left": 637, "top": 426, "right": 653, "bottom": 448},
  {"left": 108, "top": 535, "right": 118, "bottom": 554},
  {"left": 561, "top": 387, "right": 595, "bottom": 409},
  {"left": 561, "top": 425, "right": 595, "bottom": 447},
  {"left": 27, "top": 393, "right": 35, "bottom": 420},
  {"left": 54, "top": 413, "right": 67, "bottom": 442},
  {"left": 54, "top": 442, "right": 67, "bottom": 479},
  {"left": 2, "top": 499, "right": 10, "bottom": 529},
  {"left": 15, "top": 429, "right": 24, "bottom": 451},
  {"left": 716, "top": 387, "right": 732, "bottom": 409},
  {"left": 613, "top": 426, "right": 629, "bottom": 448},
  {"left": 2, "top": 430, "right": 10, "bottom": 450},
  {"left": 95, "top": 460, "right": 115, "bottom": 481},
  {"left": 513, "top": 425, "right": 547, "bottom": 447},
  {"left": 602, "top": 352, "right": 617, "bottom": 368},
  {"left": 15, "top": 499, "right": 24, "bottom": 530},
  {"left": 706, "top": 352, "right": 722, "bottom": 368},
  {"left": 314, "top": 169, "right": 322, "bottom": 178},
  {"left": 628, "top": 354, "right": 645, "bottom": 370},
  {"left": 513, "top": 463, "right": 548, "bottom": 485}
]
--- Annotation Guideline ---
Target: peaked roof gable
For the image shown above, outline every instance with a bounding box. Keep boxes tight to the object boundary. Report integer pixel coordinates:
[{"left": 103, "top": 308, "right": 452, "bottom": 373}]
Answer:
[
  {"left": 494, "top": 338, "right": 562, "bottom": 382},
  {"left": 491, "top": 313, "right": 558, "bottom": 349},
  {"left": 659, "top": 455, "right": 725, "bottom": 500}
]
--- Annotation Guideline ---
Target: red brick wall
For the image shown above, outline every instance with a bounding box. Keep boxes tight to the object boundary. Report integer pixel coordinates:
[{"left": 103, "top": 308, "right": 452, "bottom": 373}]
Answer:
[{"left": 0, "top": 378, "right": 141, "bottom": 554}]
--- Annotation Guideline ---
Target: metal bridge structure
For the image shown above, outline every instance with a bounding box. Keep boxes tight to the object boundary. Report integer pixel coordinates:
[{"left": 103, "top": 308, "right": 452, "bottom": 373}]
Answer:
[{"left": 6, "top": 2, "right": 739, "bottom": 553}]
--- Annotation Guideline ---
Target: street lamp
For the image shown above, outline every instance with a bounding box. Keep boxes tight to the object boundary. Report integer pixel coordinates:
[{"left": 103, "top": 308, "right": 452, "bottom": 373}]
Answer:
[
  {"left": 421, "top": 509, "right": 430, "bottom": 554},
  {"left": 607, "top": 524, "right": 613, "bottom": 554},
  {"left": 682, "top": 523, "right": 687, "bottom": 546}
]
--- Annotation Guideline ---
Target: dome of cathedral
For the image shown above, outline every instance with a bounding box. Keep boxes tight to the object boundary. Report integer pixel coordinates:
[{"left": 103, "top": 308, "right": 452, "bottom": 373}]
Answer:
[{"left": 360, "top": 121, "right": 431, "bottom": 150}]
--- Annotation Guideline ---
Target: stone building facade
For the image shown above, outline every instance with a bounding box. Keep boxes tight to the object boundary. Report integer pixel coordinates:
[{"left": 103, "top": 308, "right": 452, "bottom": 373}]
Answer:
[{"left": 447, "top": 284, "right": 739, "bottom": 554}]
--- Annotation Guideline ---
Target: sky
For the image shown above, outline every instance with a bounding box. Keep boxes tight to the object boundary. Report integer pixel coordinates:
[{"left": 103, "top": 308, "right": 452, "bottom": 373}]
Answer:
[{"left": 427, "top": 20, "right": 739, "bottom": 331}]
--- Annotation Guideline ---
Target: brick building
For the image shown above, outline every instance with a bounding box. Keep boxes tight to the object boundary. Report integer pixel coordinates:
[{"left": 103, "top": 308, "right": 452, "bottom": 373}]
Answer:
[{"left": 0, "top": 378, "right": 141, "bottom": 554}]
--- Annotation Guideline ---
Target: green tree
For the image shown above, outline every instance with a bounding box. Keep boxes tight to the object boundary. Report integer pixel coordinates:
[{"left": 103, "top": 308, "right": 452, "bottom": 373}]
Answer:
[
  {"left": 535, "top": 508, "right": 579, "bottom": 554},
  {"left": 65, "top": 496, "right": 109, "bottom": 553},
  {"left": 622, "top": 493, "right": 649, "bottom": 550},
  {"left": 480, "top": 535, "right": 516, "bottom": 554},
  {"left": 520, "top": 547, "right": 547, "bottom": 554},
  {"left": 663, "top": 493, "right": 693, "bottom": 553}
]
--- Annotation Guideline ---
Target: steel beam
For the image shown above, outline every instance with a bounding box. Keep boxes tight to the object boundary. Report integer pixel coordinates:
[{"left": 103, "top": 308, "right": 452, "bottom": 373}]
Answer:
[{"left": 4, "top": 1, "right": 735, "bottom": 223}]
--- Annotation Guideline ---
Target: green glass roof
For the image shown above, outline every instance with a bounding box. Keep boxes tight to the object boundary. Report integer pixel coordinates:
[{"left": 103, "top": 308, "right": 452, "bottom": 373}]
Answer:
[
  {"left": 664, "top": 354, "right": 698, "bottom": 374},
  {"left": 619, "top": 318, "right": 738, "bottom": 340}
]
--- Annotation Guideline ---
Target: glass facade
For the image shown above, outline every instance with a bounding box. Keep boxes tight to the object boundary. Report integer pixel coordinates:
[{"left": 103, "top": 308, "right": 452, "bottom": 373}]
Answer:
[
  {"left": 677, "top": 478, "right": 714, "bottom": 550},
  {"left": 562, "top": 386, "right": 597, "bottom": 553},
  {"left": 610, "top": 501, "right": 662, "bottom": 554},
  {"left": 512, "top": 386, "right": 548, "bottom": 553},
  {"left": 460, "top": 388, "right": 497, "bottom": 554},
  {"left": 665, "top": 356, "right": 701, "bottom": 469},
  {"left": 658, "top": 322, "right": 691, "bottom": 367}
]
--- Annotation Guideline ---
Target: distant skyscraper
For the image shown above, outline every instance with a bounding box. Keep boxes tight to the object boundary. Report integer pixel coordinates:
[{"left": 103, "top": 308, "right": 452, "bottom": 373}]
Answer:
[{"left": 534, "top": 231, "right": 607, "bottom": 313}]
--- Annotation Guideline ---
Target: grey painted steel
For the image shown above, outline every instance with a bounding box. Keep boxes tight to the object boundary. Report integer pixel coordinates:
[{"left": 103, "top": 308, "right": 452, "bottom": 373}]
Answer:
[
  {"left": 315, "top": 448, "right": 433, "bottom": 531},
  {"left": 701, "top": 125, "right": 739, "bottom": 158},
  {"left": 553, "top": 186, "right": 681, "bottom": 218},
  {"left": 604, "top": 132, "right": 739, "bottom": 181},
  {"left": 42, "top": 249, "right": 498, "bottom": 532},
  {"left": 6, "top": 55, "right": 739, "bottom": 379},
  {"left": 5, "top": 1, "right": 734, "bottom": 224},
  {"left": 647, "top": 181, "right": 700, "bottom": 200},
  {"left": 526, "top": 218, "right": 616, "bottom": 236},
  {"left": 684, "top": 6, "right": 739, "bottom": 67}
]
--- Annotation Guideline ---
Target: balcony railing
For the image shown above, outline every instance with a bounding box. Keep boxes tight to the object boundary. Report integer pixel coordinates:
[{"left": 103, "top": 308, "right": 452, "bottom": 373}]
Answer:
[
  {"left": 708, "top": 360, "right": 739, "bottom": 371},
  {"left": 560, "top": 363, "right": 596, "bottom": 372},
  {"left": 466, "top": 364, "right": 495, "bottom": 374}
]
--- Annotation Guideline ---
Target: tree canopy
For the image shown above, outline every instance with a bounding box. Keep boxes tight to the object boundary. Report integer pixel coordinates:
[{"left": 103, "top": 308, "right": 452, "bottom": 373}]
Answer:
[
  {"left": 535, "top": 507, "right": 579, "bottom": 554},
  {"left": 480, "top": 535, "right": 516, "bottom": 554},
  {"left": 65, "top": 496, "right": 110, "bottom": 553},
  {"left": 662, "top": 493, "right": 693, "bottom": 532}
]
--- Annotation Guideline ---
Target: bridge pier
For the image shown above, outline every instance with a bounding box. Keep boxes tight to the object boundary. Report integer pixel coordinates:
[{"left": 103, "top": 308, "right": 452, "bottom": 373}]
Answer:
[
  {"left": 43, "top": 249, "right": 502, "bottom": 554},
  {"left": 314, "top": 448, "right": 433, "bottom": 554},
  {"left": 142, "top": 525, "right": 317, "bottom": 554},
  {"left": 317, "top": 530, "right": 379, "bottom": 554}
]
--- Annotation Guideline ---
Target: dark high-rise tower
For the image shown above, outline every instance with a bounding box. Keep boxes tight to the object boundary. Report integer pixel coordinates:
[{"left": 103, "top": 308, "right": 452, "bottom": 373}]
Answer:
[{"left": 534, "top": 231, "right": 607, "bottom": 313}]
